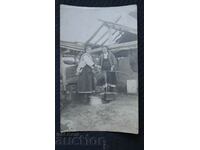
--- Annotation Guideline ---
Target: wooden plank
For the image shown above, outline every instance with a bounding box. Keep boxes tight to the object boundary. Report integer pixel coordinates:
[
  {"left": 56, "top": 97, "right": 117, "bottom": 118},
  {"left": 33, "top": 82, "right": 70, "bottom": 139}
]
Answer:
[
  {"left": 100, "top": 30, "right": 118, "bottom": 45},
  {"left": 62, "top": 47, "right": 83, "bottom": 52},
  {"left": 98, "top": 19, "right": 137, "bottom": 34},
  {"left": 60, "top": 41, "right": 84, "bottom": 48},
  {"left": 113, "top": 31, "right": 123, "bottom": 41},
  {"left": 60, "top": 41, "right": 85, "bottom": 52},
  {"left": 94, "top": 16, "right": 121, "bottom": 45},
  {"left": 94, "top": 30, "right": 109, "bottom": 45},
  {"left": 88, "top": 41, "right": 137, "bottom": 54},
  {"left": 85, "top": 23, "right": 105, "bottom": 44}
]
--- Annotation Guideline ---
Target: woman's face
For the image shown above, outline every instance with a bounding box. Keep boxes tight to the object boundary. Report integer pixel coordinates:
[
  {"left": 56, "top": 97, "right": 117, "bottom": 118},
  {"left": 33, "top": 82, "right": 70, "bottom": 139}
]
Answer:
[{"left": 86, "top": 46, "right": 92, "bottom": 52}]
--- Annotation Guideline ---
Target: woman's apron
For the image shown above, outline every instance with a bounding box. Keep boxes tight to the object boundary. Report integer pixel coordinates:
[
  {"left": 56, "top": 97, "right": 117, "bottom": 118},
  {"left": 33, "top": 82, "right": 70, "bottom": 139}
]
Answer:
[
  {"left": 77, "top": 65, "right": 95, "bottom": 93},
  {"left": 101, "top": 58, "right": 117, "bottom": 86}
]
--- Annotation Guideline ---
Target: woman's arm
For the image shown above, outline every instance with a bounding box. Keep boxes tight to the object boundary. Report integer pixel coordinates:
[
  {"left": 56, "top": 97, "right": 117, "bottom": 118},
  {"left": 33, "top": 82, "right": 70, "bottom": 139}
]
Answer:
[
  {"left": 76, "top": 55, "right": 85, "bottom": 75},
  {"left": 110, "top": 52, "right": 117, "bottom": 71},
  {"left": 84, "top": 54, "right": 95, "bottom": 68},
  {"left": 99, "top": 54, "right": 103, "bottom": 67}
]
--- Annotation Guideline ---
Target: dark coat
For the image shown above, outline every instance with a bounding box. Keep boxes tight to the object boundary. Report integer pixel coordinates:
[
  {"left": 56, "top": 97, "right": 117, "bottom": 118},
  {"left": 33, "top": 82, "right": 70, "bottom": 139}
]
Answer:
[
  {"left": 100, "top": 52, "right": 117, "bottom": 70},
  {"left": 99, "top": 52, "right": 117, "bottom": 86}
]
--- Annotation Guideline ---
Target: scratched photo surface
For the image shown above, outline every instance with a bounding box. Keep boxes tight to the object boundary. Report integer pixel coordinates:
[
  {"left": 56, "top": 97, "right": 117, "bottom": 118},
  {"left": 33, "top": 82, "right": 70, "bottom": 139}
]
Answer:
[{"left": 60, "top": 5, "right": 138, "bottom": 134}]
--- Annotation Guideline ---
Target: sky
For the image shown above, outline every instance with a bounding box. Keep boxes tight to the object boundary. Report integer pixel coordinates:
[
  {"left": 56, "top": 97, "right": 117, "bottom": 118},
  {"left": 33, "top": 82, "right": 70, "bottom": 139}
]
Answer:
[{"left": 60, "top": 5, "right": 137, "bottom": 43}]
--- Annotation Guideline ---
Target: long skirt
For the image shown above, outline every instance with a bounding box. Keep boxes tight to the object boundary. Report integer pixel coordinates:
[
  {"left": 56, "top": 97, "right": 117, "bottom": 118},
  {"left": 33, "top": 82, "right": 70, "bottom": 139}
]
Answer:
[
  {"left": 77, "top": 65, "right": 95, "bottom": 93},
  {"left": 104, "top": 71, "right": 117, "bottom": 86}
]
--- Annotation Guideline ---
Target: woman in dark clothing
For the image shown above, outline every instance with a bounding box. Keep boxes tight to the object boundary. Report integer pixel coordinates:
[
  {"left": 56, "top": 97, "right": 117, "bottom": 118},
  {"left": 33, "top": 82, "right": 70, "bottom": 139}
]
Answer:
[
  {"left": 99, "top": 46, "right": 117, "bottom": 92},
  {"left": 76, "top": 45, "right": 95, "bottom": 102}
]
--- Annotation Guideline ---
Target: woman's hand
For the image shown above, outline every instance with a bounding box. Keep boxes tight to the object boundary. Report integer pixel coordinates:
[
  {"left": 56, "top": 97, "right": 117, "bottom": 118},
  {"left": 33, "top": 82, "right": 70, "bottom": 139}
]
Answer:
[
  {"left": 76, "top": 67, "right": 82, "bottom": 75},
  {"left": 75, "top": 71, "right": 79, "bottom": 76},
  {"left": 92, "top": 65, "right": 101, "bottom": 74},
  {"left": 111, "top": 65, "right": 114, "bottom": 71},
  {"left": 95, "top": 65, "right": 101, "bottom": 70}
]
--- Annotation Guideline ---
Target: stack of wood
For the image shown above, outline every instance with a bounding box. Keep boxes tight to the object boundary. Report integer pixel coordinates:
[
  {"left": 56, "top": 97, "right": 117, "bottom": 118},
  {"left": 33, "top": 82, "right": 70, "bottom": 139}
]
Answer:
[
  {"left": 88, "top": 41, "right": 137, "bottom": 54},
  {"left": 60, "top": 41, "right": 84, "bottom": 52}
]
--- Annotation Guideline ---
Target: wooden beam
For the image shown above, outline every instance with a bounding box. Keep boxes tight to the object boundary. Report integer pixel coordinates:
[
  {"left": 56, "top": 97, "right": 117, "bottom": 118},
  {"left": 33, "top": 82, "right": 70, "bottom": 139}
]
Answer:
[
  {"left": 94, "top": 30, "right": 109, "bottom": 45},
  {"left": 113, "top": 31, "right": 123, "bottom": 41},
  {"left": 60, "top": 41, "right": 85, "bottom": 52},
  {"left": 99, "top": 19, "right": 137, "bottom": 34},
  {"left": 85, "top": 23, "right": 105, "bottom": 44},
  {"left": 88, "top": 41, "right": 137, "bottom": 54},
  {"left": 94, "top": 16, "right": 121, "bottom": 45},
  {"left": 100, "top": 29, "right": 119, "bottom": 45}
]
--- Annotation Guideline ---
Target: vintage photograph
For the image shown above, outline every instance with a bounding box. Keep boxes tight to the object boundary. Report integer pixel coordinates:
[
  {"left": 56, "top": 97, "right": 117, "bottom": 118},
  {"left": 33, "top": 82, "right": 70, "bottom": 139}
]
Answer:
[{"left": 60, "top": 4, "right": 138, "bottom": 134}]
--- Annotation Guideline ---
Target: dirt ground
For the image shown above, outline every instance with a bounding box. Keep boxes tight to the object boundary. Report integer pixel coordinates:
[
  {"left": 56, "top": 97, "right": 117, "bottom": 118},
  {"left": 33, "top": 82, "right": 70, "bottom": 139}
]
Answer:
[{"left": 61, "top": 94, "right": 138, "bottom": 134}]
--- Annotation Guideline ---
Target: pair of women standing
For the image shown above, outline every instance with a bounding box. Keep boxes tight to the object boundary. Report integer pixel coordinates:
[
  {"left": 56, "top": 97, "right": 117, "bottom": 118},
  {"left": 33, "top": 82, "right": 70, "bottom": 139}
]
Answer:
[{"left": 76, "top": 45, "right": 117, "bottom": 102}]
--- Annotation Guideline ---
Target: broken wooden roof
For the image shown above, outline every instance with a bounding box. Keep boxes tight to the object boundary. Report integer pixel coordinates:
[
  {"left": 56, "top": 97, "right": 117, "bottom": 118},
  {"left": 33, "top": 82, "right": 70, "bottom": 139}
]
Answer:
[{"left": 60, "top": 18, "right": 137, "bottom": 56}]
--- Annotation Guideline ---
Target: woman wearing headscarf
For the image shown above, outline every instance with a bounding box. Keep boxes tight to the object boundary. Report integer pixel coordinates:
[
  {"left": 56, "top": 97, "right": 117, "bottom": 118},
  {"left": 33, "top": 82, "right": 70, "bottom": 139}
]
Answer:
[{"left": 76, "top": 45, "right": 95, "bottom": 102}]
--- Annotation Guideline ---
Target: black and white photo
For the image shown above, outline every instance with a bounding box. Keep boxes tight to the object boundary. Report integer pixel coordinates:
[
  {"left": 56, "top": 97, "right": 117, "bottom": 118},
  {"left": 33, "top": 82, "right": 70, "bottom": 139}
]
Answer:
[{"left": 60, "top": 4, "right": 138, "bottom": 134}]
